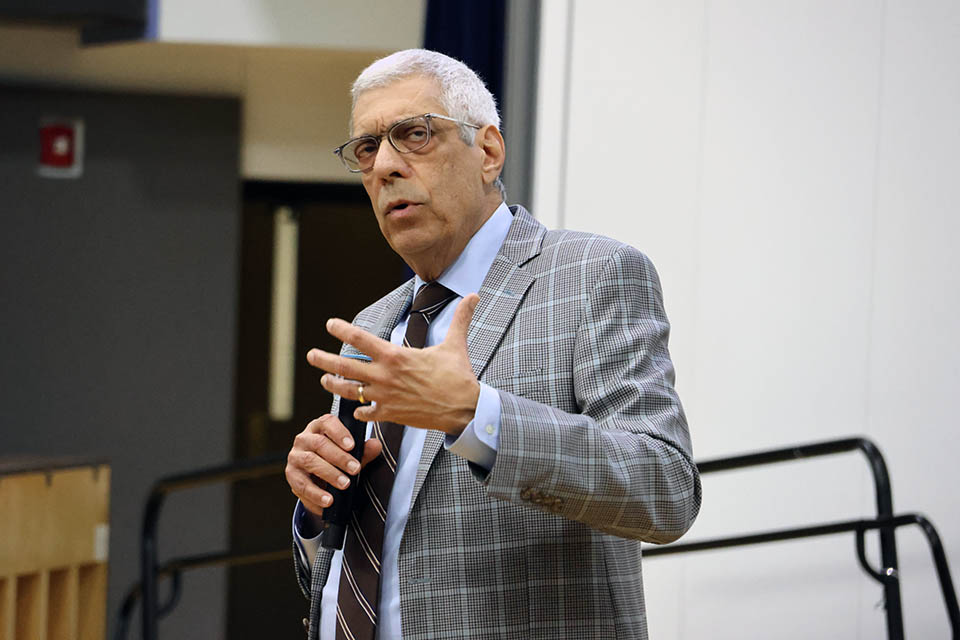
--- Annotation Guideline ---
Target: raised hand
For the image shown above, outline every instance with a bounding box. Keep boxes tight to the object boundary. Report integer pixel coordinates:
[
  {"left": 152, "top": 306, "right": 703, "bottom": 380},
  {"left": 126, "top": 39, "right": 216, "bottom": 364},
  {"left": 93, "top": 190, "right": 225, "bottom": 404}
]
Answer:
[{"left": 309, "top": 293, "right": 481, "bottom": 436}]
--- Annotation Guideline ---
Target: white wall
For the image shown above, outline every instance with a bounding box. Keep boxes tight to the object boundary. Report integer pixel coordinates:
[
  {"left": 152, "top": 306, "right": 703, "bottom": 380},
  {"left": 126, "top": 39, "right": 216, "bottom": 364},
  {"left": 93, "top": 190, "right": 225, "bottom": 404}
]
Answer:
[
  {"left": 157, "top": 0, "right": 425, "bottom": 49},
  {"left": 534, "top": 1, "right": 959, "bottom": 637}
]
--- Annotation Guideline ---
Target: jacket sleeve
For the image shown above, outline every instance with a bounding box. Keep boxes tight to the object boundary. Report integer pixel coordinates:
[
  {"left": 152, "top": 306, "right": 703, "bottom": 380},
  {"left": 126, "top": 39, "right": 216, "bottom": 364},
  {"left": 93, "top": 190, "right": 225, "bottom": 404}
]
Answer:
[
  {"left": 481, "top": 245, "right": 701, "bottom": 543},
  {"left": 293, "top": 540, "right": 312, "bottom": 600}
]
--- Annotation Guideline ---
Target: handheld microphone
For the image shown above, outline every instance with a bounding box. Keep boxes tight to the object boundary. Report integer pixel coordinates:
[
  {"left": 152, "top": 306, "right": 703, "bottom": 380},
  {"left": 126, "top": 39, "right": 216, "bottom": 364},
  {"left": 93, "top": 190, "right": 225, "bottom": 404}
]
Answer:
[{"left": 320, "top": 354, "right": 370, "bottom": 550}]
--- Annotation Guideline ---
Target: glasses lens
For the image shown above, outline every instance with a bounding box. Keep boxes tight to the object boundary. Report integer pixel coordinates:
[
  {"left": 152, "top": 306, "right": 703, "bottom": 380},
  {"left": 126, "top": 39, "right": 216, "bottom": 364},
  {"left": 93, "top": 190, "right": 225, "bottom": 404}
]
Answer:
[
  {"left": 389, "top": 116, "right": 431, "bottom": 153},
  {"left": 340, "top": 136, "right": 379, "bottom": 171}
]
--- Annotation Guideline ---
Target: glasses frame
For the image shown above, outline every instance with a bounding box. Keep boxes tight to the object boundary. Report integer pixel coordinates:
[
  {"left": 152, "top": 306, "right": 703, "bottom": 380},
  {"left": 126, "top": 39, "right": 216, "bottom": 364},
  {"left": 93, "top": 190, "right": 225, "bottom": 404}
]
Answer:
[{"left": 333, "top": 113, "right": 481, "bottom": 173}]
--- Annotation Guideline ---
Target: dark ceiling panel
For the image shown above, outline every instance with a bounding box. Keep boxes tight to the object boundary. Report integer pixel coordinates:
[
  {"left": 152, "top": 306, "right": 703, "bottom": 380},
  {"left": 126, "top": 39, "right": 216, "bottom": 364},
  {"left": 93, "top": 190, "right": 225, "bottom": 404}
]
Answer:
[{"left": 0, "top": 0, "right": 148, "bottom": 42}]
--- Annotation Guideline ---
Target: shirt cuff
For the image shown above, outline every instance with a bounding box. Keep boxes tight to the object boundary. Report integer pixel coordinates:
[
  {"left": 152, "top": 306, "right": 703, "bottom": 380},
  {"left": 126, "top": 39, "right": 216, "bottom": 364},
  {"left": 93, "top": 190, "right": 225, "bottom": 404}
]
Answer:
[
  {"left": 445, "top": 382, "right": 501, "bottom": 470},
  {"left": 292, "top": 500, "right": 324, "bottom": 572}
]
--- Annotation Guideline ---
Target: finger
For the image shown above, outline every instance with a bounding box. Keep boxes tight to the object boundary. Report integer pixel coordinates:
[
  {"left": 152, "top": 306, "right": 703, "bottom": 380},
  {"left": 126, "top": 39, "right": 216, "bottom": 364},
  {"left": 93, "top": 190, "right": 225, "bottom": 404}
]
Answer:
[
  {"left": 304, "top": 414, "right": 356, "bottom": 450},
  {"left": 295, "top": 448, "right": 355, "bottom": 489},
  {"left": 445, "top": 293, "right": 479, "bottom": 347},
  {"left": 360, "top": 438, "right": 383, "bottom": 468},
  {"left": 320, "top": 374, "right": 366, "bottom": 402},
  {"left": 285, "top": 466, "right": 332, "bottom": 514},
  {"left": 324, "top": 318, "right": 395, "bottom": 360},
  {"left": 295, "top": 432, "right": 363, "bottom": 476},
  {"left": 354, "top": 402, "right": 382, "bottom": 424},
  {"left": 306, "top": 348, "right": 356, "bottom": 377},
  {"left": 307, "top": 348, "right": 379, "bottom": 384}
]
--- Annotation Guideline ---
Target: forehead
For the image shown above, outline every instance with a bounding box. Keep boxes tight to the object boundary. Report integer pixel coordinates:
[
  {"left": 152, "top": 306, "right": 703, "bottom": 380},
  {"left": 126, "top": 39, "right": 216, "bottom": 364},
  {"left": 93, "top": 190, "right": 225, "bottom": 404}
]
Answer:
[{"left": 351, "top": 75, "right": 446, "bottom": 136}]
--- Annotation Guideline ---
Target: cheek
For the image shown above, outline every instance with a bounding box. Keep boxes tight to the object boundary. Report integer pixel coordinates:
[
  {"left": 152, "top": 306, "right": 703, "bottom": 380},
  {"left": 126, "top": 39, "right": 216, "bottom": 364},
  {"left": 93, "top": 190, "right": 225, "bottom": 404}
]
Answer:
[
  {"left": 362, "top": 178, "right": 378, "bottom": 206},
  {"left": 433, "top": 158, "right": 472, "bottom": 199}
]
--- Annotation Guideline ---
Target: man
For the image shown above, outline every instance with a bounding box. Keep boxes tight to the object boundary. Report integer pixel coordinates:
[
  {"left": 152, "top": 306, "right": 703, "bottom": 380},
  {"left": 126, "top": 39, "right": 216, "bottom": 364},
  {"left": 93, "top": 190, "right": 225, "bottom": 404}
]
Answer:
[{"left": 285, "top": 49, "right": 700, "bottom": 640}]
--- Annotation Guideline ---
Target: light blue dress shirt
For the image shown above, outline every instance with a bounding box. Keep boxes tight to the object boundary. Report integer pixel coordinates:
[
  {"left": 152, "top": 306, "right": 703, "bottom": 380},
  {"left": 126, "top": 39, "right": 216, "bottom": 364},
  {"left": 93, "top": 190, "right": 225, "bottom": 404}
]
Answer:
[{"left": 293, "top": 202, "right": 513, "bottom": 640}]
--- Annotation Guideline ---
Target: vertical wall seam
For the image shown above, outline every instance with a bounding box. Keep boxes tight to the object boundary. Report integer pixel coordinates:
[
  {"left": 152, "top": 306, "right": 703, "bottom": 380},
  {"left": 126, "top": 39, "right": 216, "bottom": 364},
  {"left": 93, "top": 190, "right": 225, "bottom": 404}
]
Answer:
[
  {"left": 679, "top": 2, "right": 712, "bottom": 639},
  {"left": 864, "top": 0, "right": 888, "bottom": 458},
  {"left": 858, "top": 0, "right": 888, "bottom": 636},
  {"left": 689, "top": 0, "right": 711, "bottom": 405},
  {"left": 502, "top": 0, "right": 541, "bottom": 209},
  {"left": 556, "top": 0, "right": 576, "bottom": 230}
]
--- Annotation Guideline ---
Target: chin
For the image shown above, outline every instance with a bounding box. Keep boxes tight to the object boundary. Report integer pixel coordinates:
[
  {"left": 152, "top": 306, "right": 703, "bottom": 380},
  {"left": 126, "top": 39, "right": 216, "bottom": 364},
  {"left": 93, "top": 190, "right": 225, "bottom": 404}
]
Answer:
[
  {"left": 392, "top": 241, "right": 434, "bottom": 262},
  {"left": 392, "top": 237, "right": 444, "bottom": 267}
]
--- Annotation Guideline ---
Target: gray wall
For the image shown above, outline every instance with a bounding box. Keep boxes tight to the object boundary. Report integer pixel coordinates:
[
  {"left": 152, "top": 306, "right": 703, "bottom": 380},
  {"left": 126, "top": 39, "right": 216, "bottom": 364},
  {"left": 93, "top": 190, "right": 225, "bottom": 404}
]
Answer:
[{"left": 0, "top": 86, "right": 240, "bottom": 638}]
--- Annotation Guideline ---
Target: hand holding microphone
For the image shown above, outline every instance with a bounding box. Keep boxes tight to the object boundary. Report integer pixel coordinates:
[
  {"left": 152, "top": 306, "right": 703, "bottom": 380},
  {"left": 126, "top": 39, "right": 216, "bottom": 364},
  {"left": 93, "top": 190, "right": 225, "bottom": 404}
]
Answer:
[
  {"left": 284, "top": 354, "right": 382, "bottom": 546},
  {"left": 320, "top": 354, "right": 373, "bottom": 549}
]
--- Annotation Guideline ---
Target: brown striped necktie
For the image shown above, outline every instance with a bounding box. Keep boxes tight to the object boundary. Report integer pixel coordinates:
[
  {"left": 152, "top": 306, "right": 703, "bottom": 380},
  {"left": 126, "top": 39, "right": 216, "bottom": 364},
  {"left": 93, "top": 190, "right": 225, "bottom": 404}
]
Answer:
[{"left": 336, "top": 281, "right": 458, "bottom": 640}]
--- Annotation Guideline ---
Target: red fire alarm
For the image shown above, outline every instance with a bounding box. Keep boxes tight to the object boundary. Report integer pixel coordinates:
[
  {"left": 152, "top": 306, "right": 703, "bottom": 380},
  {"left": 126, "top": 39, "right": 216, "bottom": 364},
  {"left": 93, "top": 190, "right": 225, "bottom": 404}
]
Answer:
[{"left": 38, "top": 117, "right": 84, "bottom": 178}]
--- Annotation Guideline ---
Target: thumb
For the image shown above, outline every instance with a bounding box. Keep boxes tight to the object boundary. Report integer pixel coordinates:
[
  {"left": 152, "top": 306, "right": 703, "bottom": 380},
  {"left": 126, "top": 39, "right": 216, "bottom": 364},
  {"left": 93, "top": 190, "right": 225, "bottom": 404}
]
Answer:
[
  {"left": 359, "top": 438, "right": 383, "bottom": 469},
  {"left": 445, "top": 293, "right": 479, "bottom": 348}
]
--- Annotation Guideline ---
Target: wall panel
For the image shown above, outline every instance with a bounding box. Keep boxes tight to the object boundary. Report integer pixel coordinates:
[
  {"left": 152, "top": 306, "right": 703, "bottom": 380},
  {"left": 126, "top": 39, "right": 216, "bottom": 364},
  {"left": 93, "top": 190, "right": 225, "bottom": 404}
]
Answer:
[
  {"left": 536, "top": 0, "right": 958, "bottom": 636},
  {"left": 0, "top": 87, "right": 240, "bottom": 640},
  {"left": 866, "top": 1, "right": 960, "bottom": 636}
]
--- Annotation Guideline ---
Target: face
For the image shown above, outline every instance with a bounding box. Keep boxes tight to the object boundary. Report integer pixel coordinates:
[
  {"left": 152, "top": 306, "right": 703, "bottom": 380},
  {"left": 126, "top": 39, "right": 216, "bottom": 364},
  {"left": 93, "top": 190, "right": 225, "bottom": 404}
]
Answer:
[{"left": 351, "top": 75, "right": 497, "bottom": 280}]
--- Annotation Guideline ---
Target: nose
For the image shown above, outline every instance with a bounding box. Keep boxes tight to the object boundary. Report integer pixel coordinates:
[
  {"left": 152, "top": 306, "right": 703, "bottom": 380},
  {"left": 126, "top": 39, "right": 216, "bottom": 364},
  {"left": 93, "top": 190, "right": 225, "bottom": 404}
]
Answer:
[{"left": 369, "top": 137, "right": 411, "bottom": 181}]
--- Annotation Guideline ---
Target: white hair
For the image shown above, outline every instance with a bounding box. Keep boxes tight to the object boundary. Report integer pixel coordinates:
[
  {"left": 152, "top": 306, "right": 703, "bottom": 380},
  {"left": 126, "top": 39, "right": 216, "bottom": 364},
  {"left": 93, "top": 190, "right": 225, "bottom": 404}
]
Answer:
[{"left": 351, "top": 49, "right": 506, "bottom": 199}]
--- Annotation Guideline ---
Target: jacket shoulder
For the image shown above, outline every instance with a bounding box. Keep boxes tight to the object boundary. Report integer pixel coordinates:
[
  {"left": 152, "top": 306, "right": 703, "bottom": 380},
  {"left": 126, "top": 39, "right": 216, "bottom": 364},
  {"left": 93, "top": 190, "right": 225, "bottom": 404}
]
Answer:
[{"left": 533, "top": 227, "right": 657, "bottom": 281}]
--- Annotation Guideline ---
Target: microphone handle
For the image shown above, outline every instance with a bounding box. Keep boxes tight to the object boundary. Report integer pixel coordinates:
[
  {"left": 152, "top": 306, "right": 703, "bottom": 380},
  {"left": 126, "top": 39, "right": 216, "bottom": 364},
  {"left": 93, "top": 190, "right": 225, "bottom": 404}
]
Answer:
[{"left": 319, "top": 397, "right": 367, "bottom": 550}]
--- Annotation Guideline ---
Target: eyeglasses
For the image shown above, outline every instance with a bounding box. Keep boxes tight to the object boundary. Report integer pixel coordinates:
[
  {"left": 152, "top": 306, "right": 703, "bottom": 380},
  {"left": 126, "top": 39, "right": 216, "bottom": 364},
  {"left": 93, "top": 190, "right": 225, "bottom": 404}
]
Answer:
[{"left": 333, "top": 113, "right": 481, "bottom": 173}]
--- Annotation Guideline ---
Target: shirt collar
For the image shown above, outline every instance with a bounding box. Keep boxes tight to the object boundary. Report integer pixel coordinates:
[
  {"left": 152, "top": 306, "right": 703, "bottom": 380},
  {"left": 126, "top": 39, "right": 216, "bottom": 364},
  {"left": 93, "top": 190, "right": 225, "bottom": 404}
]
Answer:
[{"left": 412, "top": 201, "right": 513, "bottom": 298}]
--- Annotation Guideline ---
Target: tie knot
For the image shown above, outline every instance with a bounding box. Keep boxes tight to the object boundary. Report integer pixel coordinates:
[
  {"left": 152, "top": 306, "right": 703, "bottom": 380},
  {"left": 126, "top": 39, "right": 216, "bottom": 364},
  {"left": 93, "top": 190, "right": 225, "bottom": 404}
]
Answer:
[{"left": 411, "top": 281, "right": 457, "bottom": 316}]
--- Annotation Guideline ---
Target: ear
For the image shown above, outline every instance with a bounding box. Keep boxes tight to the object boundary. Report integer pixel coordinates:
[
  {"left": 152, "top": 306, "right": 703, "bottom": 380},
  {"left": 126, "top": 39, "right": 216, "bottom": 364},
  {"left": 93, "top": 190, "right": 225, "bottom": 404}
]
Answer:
[{"left": 477, "top": 125, "right": 506, "bottom": 187}]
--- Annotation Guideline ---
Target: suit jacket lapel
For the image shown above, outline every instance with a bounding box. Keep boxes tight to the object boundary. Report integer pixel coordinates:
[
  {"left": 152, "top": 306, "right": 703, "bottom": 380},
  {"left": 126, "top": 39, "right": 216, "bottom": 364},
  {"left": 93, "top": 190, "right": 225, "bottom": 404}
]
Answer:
[
  {"left": 374, "top": 280, "right": 415, "bottom": 342},
  {"left": 345, "top": 279, "right": 414, "bottom": 356},
  {"left": 410, "top": 205, "right": 546, "bottom": 505}
]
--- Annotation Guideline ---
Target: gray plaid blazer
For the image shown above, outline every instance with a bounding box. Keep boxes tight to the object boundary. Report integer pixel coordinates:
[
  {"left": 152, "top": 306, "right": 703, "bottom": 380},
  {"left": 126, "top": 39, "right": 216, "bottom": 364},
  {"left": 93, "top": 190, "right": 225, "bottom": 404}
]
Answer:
[{"left": 295, "top": 205, "right": 701, "bottom": 639}]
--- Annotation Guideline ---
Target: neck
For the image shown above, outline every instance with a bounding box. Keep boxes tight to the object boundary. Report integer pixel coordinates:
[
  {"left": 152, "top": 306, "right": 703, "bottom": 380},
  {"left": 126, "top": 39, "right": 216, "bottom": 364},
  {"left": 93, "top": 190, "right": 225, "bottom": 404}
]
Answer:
[{"left": 409, "top": 259, "right": 452, "bottom": 284}]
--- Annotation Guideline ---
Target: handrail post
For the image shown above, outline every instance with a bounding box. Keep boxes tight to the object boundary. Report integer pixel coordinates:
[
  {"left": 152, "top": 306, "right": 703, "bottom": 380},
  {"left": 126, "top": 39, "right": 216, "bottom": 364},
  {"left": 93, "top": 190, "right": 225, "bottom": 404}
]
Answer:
[
  {"left": 912, "top": 515, "right": 960, "bottom": 634},
  {"left": 134, "top": 454, "right": 286, "bottom": 639},
  {"left": 857, "top": 439, "right": 904, "bottom": 640},
  {"left": 141, "top": 490, "right": 166, "bottom": 640}
]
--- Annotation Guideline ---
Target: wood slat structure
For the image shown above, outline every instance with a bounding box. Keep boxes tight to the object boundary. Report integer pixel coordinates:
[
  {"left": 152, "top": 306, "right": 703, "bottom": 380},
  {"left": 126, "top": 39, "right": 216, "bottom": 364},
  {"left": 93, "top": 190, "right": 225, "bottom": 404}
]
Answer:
[{"left": 0, "top": 457, "right": 109, "bottom": 640}]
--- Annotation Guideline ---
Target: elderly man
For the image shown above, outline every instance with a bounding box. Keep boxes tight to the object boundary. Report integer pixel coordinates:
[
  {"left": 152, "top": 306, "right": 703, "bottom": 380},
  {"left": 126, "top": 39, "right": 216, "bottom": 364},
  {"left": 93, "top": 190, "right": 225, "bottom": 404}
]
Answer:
[{"left": 285, "top": 49, "right": 700, "bottom": 640}]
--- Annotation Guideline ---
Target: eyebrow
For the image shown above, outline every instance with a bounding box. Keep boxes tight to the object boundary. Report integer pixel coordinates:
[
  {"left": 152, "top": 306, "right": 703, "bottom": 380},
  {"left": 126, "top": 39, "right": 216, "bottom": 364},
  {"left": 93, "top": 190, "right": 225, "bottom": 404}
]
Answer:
[{"left": 353, "top": 113, "right": 422, "bottom": 138}]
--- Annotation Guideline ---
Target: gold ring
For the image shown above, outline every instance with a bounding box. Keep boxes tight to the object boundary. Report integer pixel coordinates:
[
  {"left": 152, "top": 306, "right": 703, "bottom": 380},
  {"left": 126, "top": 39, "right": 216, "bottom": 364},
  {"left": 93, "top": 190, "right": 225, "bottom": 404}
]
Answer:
[{"left": 357, "top": 385, "right": 365, "bottom": 404}]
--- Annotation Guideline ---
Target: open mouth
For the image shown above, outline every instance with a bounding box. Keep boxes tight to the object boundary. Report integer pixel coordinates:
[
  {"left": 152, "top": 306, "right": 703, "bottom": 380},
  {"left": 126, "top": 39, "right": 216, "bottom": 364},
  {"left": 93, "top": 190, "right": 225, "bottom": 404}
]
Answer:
[{"left": 386, "top": 200, "right": 419, "bottom": 215}]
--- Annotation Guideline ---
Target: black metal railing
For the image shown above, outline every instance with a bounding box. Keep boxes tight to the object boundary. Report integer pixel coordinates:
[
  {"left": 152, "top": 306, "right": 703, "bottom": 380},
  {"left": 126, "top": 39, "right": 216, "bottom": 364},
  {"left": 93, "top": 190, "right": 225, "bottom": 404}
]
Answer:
[
  {"left": 644, "top": 437, "right": 959, "bottom": 638},
  {"left": 117, "top": 437, "right": 958, "bottom": 639},
  {"left": 118, "top": 453, "right": 287, "bottom": 640}
]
